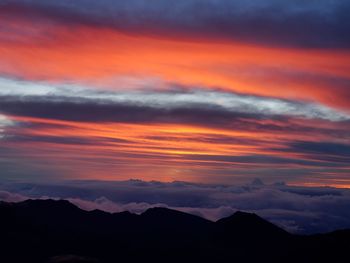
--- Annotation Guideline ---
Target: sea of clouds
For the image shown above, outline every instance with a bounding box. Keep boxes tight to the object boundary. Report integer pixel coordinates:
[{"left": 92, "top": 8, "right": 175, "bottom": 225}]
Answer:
[{"left": 1, "top": 179, "right": 350, "bottom": 234}]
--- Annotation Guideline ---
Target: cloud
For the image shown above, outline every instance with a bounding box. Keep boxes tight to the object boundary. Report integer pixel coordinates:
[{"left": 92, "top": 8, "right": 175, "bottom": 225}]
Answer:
[
  {"left": 0, "top": 78, "right": 349, "bottom": 184},
  {"left": 0, "top": 190, "right": 27, "bottom": 202},
  {"left": 0, "top": 114, "right": 15, "bottom": 137},
  {"left": 0, "top": 114, "right": 13, "bottom": 126},
  {"left": 0, "top": 78, "right": 349, "bottom": 123},
  {"left": 2, "top": 0, "right": 350, "bottom": 48},
  {"left": 289, "top": 141, "right": 350, "bottom": 156},
  {"left": 1, "top": 179, "right": 350, "bottom": 234}
]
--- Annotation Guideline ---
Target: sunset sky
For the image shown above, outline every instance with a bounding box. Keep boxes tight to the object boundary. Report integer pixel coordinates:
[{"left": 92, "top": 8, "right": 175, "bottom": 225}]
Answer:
[{"left": 0, "top": 0, "right": 350, "bottom": 187}]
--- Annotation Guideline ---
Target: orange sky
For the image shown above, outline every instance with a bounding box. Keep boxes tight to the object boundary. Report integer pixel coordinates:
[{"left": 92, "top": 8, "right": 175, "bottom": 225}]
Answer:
[
  {"left": 0, "top": 8, "right": 350, "bottom": 187},
  {"left": 1, "top": 20, "right": 350, "bottom": 110}
]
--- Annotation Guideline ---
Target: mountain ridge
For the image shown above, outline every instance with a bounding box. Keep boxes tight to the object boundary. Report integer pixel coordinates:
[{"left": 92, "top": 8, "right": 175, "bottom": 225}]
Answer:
[{"left": 0, "top": 199, "right": 349, "bottom": 263}]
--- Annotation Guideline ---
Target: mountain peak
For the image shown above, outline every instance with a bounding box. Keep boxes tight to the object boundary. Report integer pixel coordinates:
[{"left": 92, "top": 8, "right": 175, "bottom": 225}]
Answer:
[
  {"left": 217, "top": 210, "right": 289, "bottom": 238},
  {"left": 20, "top": 199, "right": 78, "bottom": 210},
  {"left": 142, "top": 207, "right": 202, "bottom": 220},
  {"left": 142, "top": 206, "right": 171, "bottom": 215},
  {"left": 141, "top": 206, "right": 211, "bottom": 229},
  {"left": 217, "top": 210, "right": 261, "bottom": 223}
]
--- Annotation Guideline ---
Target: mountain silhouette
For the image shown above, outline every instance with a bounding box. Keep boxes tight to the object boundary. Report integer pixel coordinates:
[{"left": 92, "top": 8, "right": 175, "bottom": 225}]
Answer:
[
  {"left": 216, "top": 211, "right": 289, "bottom": 238},
  {"left": 0, "top": 199, "right": 349, "bottom": 263}
]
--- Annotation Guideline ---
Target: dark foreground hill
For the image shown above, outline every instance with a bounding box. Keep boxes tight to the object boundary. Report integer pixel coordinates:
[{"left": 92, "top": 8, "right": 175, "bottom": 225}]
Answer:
[{"left": 0, "top": 200, "right": 349, "bottom": 263}]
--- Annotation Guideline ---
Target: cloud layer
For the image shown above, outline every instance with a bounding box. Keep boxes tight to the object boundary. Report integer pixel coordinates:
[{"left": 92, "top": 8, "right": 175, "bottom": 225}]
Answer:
[
  {"left": 1, "top": 179, "right": 350, "bottom": 234},
  {"left": 1, "top": 77, "right": 349, "bottom": 185},
  {"left": 1, "top": 79, "right": 349, "bottom": 122},
  {"left": 0, "top": 1, "right": 349, "bottom": 188},
  {"left": 2, "top": 0, "right": 350, "bottom": 48}
]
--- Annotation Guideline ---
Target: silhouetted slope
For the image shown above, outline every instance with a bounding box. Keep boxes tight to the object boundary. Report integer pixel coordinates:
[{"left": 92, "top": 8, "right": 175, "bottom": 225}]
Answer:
[
  {"left": 213, "top": 211, "right": 292, "bottom": 262},
  {"left": 217, "top": 211, "right": 289, "bottom": 238},
  {"left": 0, "top": 199, "right": 349, "bottom": 263},
  {"left": 140, "top": 207, "right": 211, "bottom": 233}
]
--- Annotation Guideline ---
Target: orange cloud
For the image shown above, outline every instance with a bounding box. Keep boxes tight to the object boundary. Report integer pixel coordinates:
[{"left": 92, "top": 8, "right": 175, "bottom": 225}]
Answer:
[
  {"left": 1, "top": 17, "right": 350, "bottom": 110},
  {"left": 1, "top": 15, "right": 350, "bottom": 186},
  {"left": 2, "top": 115, "right": 348, "bottom": 184}
]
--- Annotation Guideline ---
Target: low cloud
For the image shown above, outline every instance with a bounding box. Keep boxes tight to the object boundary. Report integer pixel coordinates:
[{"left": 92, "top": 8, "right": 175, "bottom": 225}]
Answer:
[
  {"left": 0, "top": 190, "right": 27, "bottom": 202},
  {"left": 1, "top": 179, "right": 350, "bottom": 234}
]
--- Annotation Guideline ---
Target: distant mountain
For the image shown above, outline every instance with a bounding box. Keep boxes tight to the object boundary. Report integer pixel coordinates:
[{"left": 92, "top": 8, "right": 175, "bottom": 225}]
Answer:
[
  {"left": 0, "top": 199, "right": 349, "bottom": 263},
  {"left": 216, "top": 210, "right": 289, "bottom": 239}
]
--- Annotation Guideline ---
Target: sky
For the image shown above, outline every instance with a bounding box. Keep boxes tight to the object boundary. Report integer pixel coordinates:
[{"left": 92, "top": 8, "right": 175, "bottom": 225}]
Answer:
[{"left": 0, "top": 0, "right": 350, "bottom": 188}]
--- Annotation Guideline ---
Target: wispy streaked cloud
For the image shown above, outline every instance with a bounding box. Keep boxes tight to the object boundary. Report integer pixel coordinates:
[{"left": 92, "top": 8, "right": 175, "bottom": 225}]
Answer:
[
  {"left": 0, "top": 1, "right": 349, "bottom": 187},
  {"left": 1, "top": 78, "right": 349, "bottom": 122},
  {"left": 2, "top": 0, "right": 350, "bottom": 48},
  {"left": 1, "top": 75, "right": 349, "bottom": 184},
  {"left": 0, "top": 114, "right": 14, "bottom": 138}
]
